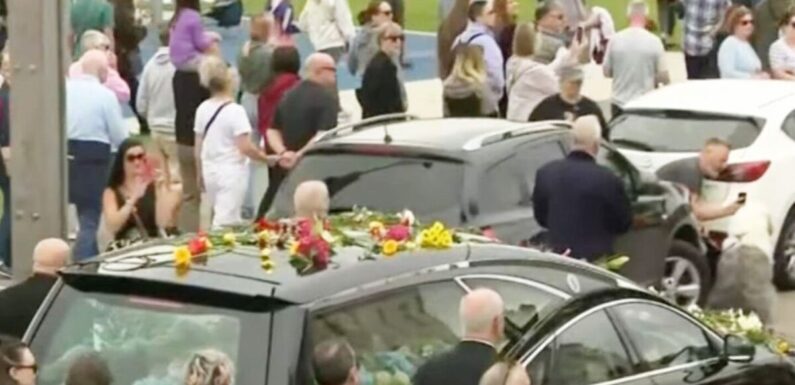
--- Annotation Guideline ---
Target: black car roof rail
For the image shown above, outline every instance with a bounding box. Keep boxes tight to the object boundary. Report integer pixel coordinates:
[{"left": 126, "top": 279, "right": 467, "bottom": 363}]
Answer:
[
  {"left": 461, "top": 120, "right": 572, "bottom": 151},
  {"left": 314, "top": 113, "right": 421, "bottom": 143}
]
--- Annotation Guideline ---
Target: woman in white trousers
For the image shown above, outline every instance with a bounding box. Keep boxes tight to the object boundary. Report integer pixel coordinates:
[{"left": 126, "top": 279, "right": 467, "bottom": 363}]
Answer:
[{"left": 194, "top": 56, "right": 276, "bottom": 229}]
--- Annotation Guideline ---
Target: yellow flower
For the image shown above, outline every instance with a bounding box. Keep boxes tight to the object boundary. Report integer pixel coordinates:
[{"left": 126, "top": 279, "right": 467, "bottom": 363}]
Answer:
[
  {"left": 261, "top": 258, "right": 275, "bottom": 273},
  {"left": 204, "top": 238, "right": 214, "bottom": 249},
  {"left": 369, "top": 221, "right": 385, "bottom": 231},
  {"left": 382, "top": 240, "right": 399, "bottom": 257},
  {"left": 431, "top": 222, "right": 445, "bottom": 233},
  {"left": 260, "top": 247, "right": 272, "bottom": 258},
  {"left": 289, "top": 241, "right": 300, "bottom": 256},
  {"left": 778, "top": 341, "right": 791, "bottom": 354},
  {"left": 223, "top": 233, "right": 237, "bottom": 246},
  {"left": 174, "top": 246, "right": 192, "bottom": 269}
]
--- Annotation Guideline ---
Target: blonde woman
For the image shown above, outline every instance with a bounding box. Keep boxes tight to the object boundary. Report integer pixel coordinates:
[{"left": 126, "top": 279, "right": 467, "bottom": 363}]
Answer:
[
  {"left": 443, "top": 45, "right": 497, "bottom": 117},
  {"left": 185, "top": 350, "right": 235, "bottom": 385},
  {"left": 506, "top": 23, "right": 561, "bottom": 122},
  {"left": 194, "top": 56, "right": 276, "bottom": 229}
]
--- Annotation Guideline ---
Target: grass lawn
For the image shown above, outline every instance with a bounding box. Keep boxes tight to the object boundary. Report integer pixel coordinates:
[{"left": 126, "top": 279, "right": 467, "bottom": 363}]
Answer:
[{"left": 241, "top": 0, "right": 682, "bottom": 42}]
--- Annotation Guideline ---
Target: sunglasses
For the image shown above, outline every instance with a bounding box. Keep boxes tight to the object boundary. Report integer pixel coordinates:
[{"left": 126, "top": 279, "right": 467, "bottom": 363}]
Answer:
[
  {"left": 789, "top": 21, "right": 795, "bottom": 28},
  {"left": 380, "top": 9, "right": 393, "bottom": 16},
  {"left": 320, "top": 65, "right": 337, "bottom": 73},
  {"left": 384, "top": 34, "right": 405, "bottom": 42},
  {"left": 740, "top": 19, "right": 754, "bottom": 26},
  {"left": 126, "top": 153, "right": 146, "bottom": 162}
]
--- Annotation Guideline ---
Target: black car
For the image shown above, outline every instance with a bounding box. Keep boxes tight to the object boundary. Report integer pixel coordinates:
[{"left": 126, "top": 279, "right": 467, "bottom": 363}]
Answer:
[
  {"left": 267, "top": 115, "right": 708, "bottom": 304},
  {"left": 23, "top": 242, "right": 795, "bottom": 385}
]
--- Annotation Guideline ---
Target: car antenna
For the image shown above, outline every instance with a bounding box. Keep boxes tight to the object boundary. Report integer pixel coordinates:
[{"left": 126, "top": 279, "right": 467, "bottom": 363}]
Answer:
[{"left": 383, "top": 121, "right": 393, "bottom": 144}]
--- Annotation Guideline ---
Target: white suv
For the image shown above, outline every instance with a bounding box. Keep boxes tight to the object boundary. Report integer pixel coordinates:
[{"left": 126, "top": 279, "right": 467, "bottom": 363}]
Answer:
[{"left": 609, "top": 80, "right": 795, "bottom": 290}]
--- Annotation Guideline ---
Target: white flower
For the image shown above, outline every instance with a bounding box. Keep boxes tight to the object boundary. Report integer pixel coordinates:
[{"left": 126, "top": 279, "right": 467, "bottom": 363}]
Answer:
[
  {"left": 400, "top": 209, "right": 416, "bottom": 226},
  {"left": 736, "top": 312, "right": 764, "bottom": 331},
  {"left": 686, "top": 302, "right": 703, "bottom": 315}
]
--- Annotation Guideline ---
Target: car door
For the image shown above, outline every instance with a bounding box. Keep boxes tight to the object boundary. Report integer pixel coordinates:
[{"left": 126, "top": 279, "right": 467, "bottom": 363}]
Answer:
[
  {"left": 522, "top": 308, "right": 654, "bottom": 385},
  {"left": 597, "top": 145, "right": 669, "bottom": 285},
  {"left": 609, "top": 301, "right": 795, "bottom": 385},
  {"left": 472, "top": 138, "right": 568, "bottom": 245}
]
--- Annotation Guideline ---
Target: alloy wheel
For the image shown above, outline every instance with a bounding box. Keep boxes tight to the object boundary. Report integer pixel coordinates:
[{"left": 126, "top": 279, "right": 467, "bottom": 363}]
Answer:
[{"left": 661, "top": 256, "right": 702, "bottom": 307}]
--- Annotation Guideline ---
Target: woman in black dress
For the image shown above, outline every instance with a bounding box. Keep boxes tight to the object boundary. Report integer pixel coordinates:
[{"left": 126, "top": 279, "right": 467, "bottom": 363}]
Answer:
[
  {"left": 101, "top": 138, "right": 180, "bottom": 248},
  {"left": 359, "top": 21, "right": 407, "bottom": 118}
]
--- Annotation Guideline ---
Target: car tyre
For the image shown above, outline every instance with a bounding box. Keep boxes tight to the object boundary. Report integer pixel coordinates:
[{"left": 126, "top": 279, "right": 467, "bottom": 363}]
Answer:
[
  {"left": 661, "top": 240, "right": 712, "bottom": 307},
  {"left": 773, "top": 212, "right": 795, "bottom": 291}
]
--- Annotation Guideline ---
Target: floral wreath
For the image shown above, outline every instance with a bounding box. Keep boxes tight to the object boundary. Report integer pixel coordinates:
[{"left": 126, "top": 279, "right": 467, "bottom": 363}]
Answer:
[{"left": 172, "top": 208, "right": 463, "bottom": 276}]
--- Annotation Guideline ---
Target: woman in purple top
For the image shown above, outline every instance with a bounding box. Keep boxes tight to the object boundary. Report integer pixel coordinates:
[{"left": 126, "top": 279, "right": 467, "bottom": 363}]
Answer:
[
  {"left": 169, "top": 0, "right": 216, "bottom": 71},
  {"left": 170, "top": 0, "right": 219, "bottom": 233}
]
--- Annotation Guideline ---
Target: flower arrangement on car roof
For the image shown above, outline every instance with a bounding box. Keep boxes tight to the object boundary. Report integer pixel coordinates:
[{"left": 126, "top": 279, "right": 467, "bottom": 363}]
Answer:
[
  {"left": 686, "top": 304, "right": 793, "bottom": 356},
  {"left": 172, "top": 207, "right": 463, "bottom": 277}
]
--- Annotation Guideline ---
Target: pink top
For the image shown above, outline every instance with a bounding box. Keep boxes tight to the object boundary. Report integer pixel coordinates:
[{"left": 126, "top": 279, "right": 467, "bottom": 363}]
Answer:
[{"left": 68, "top": 61, "right": 131, "bottom": 103}]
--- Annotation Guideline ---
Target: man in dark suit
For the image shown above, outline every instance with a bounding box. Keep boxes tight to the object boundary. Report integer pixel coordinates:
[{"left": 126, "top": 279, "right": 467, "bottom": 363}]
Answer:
[
  {"left": 533, "top": 116, "right": 633, "bottom": 261},
  {"left": 0, "top": 238, "right": 70, "bottom": 338},
  {"left": 413, "top": 288, "right": 505, "bottom": 385}
]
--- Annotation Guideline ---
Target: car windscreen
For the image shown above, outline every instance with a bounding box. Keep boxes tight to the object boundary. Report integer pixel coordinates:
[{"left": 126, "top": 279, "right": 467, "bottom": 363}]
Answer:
[
  {"left": 270, "top": 152, "right": 466, "bottom": 224},
  {"left": 28, "top": 284, "right": 273, "bottom": 385},
  {"left": 609, "top": 111, "right": 762, "bottom": 152}
]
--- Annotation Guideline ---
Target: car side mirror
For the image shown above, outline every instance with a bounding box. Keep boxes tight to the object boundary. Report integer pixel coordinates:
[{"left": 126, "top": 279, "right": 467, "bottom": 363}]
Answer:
[{"left": 723, "top": 334, "right": 755, "bottom": 363}]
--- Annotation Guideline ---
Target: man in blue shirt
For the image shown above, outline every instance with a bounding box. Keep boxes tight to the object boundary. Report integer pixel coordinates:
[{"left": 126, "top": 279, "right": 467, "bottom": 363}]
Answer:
[
  {"left": 452, "top": 0, "right": 504, "bottom": 110},
  {"left": 67, "top": 49, "right": 128, "bottom": 260}
]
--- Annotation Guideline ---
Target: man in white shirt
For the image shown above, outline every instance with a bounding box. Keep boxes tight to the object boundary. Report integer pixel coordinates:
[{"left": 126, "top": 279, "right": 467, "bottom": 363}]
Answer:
[{"left": 603, "top": 0, "right": 670, "bottom": 118}]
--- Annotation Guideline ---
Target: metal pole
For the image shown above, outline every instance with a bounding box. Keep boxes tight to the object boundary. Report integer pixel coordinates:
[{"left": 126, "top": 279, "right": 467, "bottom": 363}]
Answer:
[{"left": 8, "top": 0, "right": 69, "bottom": 279}]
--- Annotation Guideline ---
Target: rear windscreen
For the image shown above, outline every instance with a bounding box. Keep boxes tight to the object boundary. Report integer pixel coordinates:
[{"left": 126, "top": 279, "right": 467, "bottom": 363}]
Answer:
[
  {"left": 270, "top": 152, "right": 466, "bottom": 224},
  {"left": 610, "top": 112, "right": 761, "bottom": 152},
  {"left": 29, "top": 285, "right": 270, "bottom": 385}
]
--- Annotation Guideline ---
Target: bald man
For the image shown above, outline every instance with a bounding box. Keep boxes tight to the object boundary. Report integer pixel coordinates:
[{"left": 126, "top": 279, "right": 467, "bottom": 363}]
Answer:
[
  {"left": 532, "top": 115, "right": 632, "bottom": 261},
  {"left": 414, "top": 288, "right": 504, "bottom": 385},
  {"left": 294, "top": 180, "right": 330, "bottom": 219},
  {"left": 257, "top": 53, "right": 338, "bottom": 218},
  {"left": 0, "top": 238, "right": 70, "bottom": 338},
  {"left": 67, "top": 49, "right": 128, "bottom": 260}
]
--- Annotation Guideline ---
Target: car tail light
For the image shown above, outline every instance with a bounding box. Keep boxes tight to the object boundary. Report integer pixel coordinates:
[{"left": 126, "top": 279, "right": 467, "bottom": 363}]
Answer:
[{"left": 714, "top": 161, "right": 770, "bottom": 183}]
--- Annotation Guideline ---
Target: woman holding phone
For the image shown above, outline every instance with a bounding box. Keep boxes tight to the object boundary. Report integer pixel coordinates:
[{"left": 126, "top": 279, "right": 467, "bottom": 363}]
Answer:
[{"left": 102, "top": 138, "right": 181, "bottom": 248}]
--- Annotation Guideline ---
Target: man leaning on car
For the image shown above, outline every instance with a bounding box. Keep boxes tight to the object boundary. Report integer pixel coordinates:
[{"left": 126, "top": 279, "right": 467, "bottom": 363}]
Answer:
[
  {"left": 656, "top": 138, "right": 743, "bottom": 222},
  {"left": 532, "top": 116, "right": 633, "bottom": 261}
]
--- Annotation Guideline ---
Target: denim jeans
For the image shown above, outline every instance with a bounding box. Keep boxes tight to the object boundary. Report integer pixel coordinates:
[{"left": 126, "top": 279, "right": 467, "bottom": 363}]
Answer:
[{"left": 68, "top": 140, "right": 111, "bottom": 261}]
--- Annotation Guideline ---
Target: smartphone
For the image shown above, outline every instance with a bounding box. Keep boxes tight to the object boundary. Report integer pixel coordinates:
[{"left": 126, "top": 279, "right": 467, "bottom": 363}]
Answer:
[{"left": 737, "top": 192, "right": 747, "bottom": 204}]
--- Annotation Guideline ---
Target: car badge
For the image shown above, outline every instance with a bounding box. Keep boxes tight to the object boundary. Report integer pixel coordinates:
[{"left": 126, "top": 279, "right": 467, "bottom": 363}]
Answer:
[{"left": 566, "top": 274, "right": 581, "bottom": 293}]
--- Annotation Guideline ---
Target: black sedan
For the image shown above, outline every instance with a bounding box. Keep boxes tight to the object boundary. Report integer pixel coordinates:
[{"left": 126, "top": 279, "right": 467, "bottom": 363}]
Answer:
[{"left": 23, "top": 241, "right": 795, "bottom": 385}]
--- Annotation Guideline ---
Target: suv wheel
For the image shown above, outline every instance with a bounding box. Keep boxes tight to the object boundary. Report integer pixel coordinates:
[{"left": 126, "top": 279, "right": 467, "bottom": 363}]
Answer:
[
  {"left": 661, "top": 240, "right": 711, "bottom": 307},
  {"left": 774, "top": 211, "right": 795, "bottom": 290}
]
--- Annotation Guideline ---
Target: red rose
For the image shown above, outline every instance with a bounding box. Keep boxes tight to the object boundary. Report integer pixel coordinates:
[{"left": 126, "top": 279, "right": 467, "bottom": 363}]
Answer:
[
  {"left": 256, "top": 218, "right": 280, "bottom": 232},
  {"left": 385, "top": 225, "right": 411, "bottom": 242},
  {"left": 296, "top": 219, "right": 314, "bottom": 238},
  {"left": 312, "top": 238, "right": 331, "bottom": 270},
  {"left": 187, "top": 238, "right": 206, "bottom": 255}
]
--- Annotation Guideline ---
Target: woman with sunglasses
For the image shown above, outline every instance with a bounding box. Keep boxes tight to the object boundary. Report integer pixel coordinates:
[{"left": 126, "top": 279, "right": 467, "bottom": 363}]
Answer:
[
  {"left": 102, "top": 138, "right": 180, "bottom": 248},
  {"left": 768, "top": 8, "right": 795, "bottom": 79},
  {"left": 358, "top": 22, "right": 407, "bottom": 119},
  {"left": 718, "top": 6, "right": 769, "bottom": 79},
  {"left": 0, "top": 339, "right": 37, "bottom": 385},
  {"left": 348, "top": 0, "right": 394, "bottom": 77}
]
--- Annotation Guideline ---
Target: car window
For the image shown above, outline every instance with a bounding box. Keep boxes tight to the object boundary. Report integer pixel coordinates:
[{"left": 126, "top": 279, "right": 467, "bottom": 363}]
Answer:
[
  {"left": 610, "top": 112, "right": 761, "bottom": 152},
  {"left": 479, "top": 155, "right": 529, "bottom": 214},
  {"left": 596, "top": 146, "right": 638, "bottom": 197},
  {"left": 612, "top": 303, "right": 718, "bottom": 371},
  {"left": 29, "top": 285, "right": 269, "bottom": 385},
  {"left": 531, "top": 310, "right": 633, "bottom": 385},
  {"left": 782, "top": 111, "right": 795, "bottom": 141},
  {"left": 269, "top": 153, "right": 466, "bottom": 224},
  {"left": 460, "top": 277, "right": 564, "bottom": 329},
  {"left": 311, "top": 281, "right": 465, "bottom": 380},
  {"left": 515, "top": 140, "right": 567, "bottom": 190}
]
